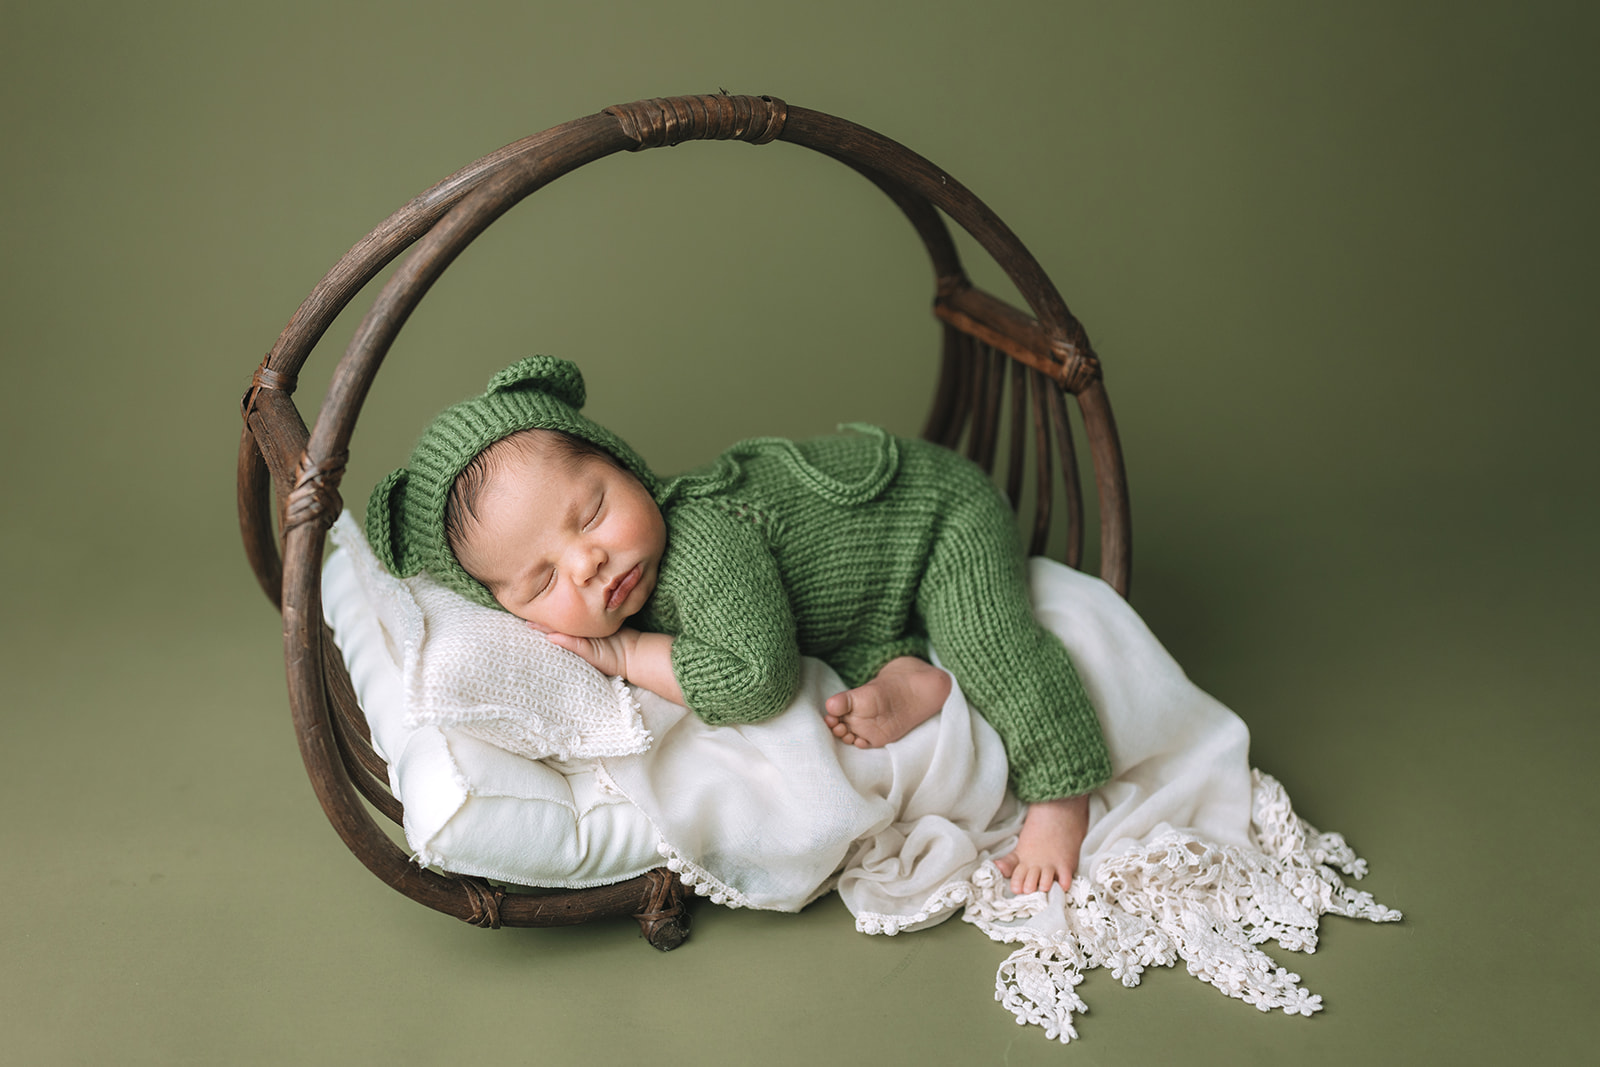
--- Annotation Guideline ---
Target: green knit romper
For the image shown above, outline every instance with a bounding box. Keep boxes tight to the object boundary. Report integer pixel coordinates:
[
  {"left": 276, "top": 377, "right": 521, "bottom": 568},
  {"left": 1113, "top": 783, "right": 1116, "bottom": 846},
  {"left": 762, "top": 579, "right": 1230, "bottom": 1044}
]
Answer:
[{"left": 636, "top": 425, "right": 1112, "bottom": 803}]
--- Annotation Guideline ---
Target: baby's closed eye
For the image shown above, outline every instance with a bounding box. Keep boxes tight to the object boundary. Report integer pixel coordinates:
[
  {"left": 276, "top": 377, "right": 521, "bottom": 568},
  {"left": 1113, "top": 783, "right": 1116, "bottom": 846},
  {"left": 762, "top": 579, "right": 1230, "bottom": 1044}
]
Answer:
[{"left": 530, "top": 568, "right": 555, "bottom": 599}]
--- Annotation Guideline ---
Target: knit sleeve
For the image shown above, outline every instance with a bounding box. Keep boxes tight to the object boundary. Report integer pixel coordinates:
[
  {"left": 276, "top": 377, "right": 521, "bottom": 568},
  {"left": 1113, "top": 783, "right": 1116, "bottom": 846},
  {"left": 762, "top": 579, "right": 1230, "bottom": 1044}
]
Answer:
[
  {"left": 913, "top": 448, "right": 1113, "bottom": 802},
  {"left": 644, "top": 502, "right": 801, "bottom": 726}
]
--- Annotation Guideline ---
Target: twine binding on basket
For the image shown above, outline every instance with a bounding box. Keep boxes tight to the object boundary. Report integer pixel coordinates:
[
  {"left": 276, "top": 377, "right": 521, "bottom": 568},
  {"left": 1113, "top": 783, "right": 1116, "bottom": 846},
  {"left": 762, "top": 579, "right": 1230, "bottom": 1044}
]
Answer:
[
  {"left": 283, "top": 450, "right": 348, "bottom": 534},
  {"left": 458, "top": 876, "right": 505, "bottom": 929},
  {"left": 240, "top": 359, "right": 299, "bottom": 421},
  {"left": 631, "top": 868, "right": 690, "bottom": 951},
  {"left": 1053, "top": 342, "right": 1102, "bottom": 394},
  {"left": 605, "top": 93, "right": 787, "bottom": 150}
]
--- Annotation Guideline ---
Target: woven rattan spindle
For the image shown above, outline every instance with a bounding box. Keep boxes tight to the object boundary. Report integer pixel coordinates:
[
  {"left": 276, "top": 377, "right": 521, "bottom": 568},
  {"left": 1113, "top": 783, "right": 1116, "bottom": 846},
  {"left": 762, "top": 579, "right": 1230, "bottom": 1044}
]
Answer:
[
  {"left": 1079, "top": 381, "right": 1128, "bottom": 593},
  {"left": 1004, "top": 359, "right": 1027, "bottom": 507},
  {"left": 940, "top": 328, "right": 977, "bottom": 451},
  {"left": 1048, "top": 379, "right": 1086, "bottom": 571},
  {"left": 965, "top": 342, "right": 994, "bottom": 467},
  {"left": 921, "top": 321, "right": 967, "bottom": 446},
  {"left": 947, "top": 331, "right": 972, "bottom": 454},
  {"left": 1027, "top": 367, "right": 1056, "bottom": 558},
  {"left": 977, "top": 344, "right": 1008, "bottom": 474}
]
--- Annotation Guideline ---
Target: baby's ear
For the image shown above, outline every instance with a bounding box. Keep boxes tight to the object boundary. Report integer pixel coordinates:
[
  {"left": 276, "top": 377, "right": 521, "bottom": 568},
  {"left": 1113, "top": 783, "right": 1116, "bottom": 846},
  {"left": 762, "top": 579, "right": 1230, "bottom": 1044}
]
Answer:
[
  {"left": 364, "top": 468, "right": 414, "bottom": 576},
  {"left": 485, "top": 356, "right": 586, "bottom": 410}
]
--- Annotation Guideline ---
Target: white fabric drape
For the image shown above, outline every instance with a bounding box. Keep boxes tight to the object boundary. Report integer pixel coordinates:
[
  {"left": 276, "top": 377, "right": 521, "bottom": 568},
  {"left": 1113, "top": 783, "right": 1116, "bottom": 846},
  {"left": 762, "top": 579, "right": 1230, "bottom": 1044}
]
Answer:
[{"left": 601, "top": 559, "right": 1399, "bottom": 1042}]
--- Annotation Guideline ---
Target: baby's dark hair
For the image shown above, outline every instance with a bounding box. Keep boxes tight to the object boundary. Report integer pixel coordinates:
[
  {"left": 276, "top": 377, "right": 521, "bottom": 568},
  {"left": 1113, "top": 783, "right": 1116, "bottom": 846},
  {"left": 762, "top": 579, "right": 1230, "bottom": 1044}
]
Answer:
[{"left": 444, "top": 429, "right": 621, "bottom": 564}]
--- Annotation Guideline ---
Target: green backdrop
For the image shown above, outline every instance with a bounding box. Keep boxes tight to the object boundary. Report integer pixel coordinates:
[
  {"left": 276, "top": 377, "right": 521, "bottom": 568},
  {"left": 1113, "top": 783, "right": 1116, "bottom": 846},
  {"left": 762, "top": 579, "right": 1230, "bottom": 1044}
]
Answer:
[{"left": 2, "top": 2, "right": 1594, "bottom": 1063}]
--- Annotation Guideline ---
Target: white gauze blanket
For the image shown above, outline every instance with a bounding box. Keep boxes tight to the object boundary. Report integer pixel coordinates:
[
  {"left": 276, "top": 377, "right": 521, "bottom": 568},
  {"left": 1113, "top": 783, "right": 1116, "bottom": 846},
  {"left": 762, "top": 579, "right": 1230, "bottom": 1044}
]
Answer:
[{"left": 593, "top": 559, "right": 1399, "bottom": 1043}]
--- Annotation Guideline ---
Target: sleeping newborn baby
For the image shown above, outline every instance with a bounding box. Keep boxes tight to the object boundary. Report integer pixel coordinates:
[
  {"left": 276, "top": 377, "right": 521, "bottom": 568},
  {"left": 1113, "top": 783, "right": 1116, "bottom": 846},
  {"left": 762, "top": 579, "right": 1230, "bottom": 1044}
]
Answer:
[{"left": 365, "top": 356, "right": 1112, "bottom": 895}]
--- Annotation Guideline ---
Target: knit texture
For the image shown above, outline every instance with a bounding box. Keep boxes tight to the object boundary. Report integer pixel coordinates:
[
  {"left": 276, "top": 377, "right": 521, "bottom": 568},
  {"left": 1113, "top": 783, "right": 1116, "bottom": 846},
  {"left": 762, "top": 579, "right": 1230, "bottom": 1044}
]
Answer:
[
  {"left": 364, "top": 356, "right": 660, "bottom": 610},
  {"left": 638, "top": 425, "right": 1112, "bottom": 802}
]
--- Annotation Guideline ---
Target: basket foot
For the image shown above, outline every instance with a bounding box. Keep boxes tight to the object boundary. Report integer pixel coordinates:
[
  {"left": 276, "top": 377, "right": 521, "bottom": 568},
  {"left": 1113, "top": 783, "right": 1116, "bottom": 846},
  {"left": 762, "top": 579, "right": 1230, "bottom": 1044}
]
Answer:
[{"left": 634, "top": 869, "right": 692, "bottom": 950}]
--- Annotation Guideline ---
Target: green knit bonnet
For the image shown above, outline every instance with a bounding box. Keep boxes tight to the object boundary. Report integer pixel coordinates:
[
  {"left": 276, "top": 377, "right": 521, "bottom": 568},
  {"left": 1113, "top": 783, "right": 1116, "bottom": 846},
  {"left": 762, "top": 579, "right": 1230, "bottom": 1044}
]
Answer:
[{"left": 364, "top": 356, "right": 660, "bottom": 610}]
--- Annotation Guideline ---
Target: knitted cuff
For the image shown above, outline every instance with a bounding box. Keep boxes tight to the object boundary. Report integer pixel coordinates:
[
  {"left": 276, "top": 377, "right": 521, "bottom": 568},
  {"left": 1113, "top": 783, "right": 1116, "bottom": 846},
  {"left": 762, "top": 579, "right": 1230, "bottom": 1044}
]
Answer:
[
  {"left": 671, "top": 635, "right": 802, "bottom": 726},
  {"left": 1005, "top": 692, "right": 1113, "bottom": 803}
]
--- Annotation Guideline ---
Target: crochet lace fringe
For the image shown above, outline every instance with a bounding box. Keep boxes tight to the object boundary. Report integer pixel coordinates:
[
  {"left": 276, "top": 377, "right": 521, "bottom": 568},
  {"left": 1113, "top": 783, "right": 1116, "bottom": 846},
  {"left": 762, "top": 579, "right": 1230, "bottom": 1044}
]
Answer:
[
  {"left": 887, "top": 770, "right": 1399, "bottom": 1043},
  {"left": 657, "top": 769, "right": 1401, "bottom": 1045}
]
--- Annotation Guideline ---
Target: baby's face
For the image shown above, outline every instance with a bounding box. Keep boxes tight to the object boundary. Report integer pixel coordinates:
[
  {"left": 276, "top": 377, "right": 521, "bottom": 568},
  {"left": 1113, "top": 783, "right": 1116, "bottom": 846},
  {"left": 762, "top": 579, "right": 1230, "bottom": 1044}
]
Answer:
[{"left": 455, "top": 440, "right": 665, "bottom": 638}]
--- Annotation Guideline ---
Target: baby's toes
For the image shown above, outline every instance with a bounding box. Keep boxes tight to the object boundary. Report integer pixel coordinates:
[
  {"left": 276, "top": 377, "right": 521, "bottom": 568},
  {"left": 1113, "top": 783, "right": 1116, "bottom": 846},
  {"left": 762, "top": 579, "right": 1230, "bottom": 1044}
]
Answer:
[{"left": 1013, "top": 865, "right": 1046, "bottom": 895}]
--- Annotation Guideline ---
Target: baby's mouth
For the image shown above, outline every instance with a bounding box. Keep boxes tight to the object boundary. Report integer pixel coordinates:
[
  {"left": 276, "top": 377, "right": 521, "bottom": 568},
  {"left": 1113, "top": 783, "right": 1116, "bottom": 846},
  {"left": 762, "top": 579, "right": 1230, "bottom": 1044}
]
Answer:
[{"left": 605, "top": 563, "right": 642, "bottom": 611}]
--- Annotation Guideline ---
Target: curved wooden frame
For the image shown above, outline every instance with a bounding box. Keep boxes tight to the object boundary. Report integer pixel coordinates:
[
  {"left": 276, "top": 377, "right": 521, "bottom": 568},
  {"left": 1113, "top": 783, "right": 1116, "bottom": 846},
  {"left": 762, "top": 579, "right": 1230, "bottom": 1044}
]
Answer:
[{"left": 238, "top": 94, "right": 1130, "bottom": 949}]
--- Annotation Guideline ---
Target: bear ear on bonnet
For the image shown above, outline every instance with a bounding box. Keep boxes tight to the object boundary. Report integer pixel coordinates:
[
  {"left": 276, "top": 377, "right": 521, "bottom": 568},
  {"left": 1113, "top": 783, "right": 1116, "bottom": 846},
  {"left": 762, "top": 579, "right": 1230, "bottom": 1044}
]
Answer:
[
  {"left": 364, "top": 467, "right": 415, "bottom": 577},
  {"left": 486, "top": 355, "right": 586, "bottom": 410}
]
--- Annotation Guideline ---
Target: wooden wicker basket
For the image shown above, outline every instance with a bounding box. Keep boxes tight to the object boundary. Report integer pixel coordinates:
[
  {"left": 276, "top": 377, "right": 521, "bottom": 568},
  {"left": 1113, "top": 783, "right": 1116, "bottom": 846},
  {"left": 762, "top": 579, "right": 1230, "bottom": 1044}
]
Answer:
[{"left": 237, "top": 94, "right": 1130, "bottom": 950}]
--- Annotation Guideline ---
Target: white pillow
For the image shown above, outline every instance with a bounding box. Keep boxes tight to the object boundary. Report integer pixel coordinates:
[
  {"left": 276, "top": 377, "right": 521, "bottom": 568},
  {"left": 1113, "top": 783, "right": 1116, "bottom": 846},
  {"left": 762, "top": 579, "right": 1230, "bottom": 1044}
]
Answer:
[
  {"left": 328, "top": 514, "right": 651, "bottom": 763},
  {"left": 322, "top": 515, "right": 662, "bottom": 889}
]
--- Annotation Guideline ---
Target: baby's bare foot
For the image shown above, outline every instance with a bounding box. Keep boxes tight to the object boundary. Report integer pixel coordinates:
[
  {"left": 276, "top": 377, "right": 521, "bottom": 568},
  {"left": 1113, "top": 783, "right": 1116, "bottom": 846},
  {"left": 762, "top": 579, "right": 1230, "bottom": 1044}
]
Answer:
[
  {"left": 822, "top": 656, "right": 951, "bottom": 748},
  {"left": 994, "top": 793, "right": 1090, "bottom": 895}
]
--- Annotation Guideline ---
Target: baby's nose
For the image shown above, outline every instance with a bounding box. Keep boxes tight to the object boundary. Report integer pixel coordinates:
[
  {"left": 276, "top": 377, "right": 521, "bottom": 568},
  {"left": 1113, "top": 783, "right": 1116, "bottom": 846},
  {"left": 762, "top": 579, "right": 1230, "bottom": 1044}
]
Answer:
[{"left": 576, "top": 541, "right": 607, "bottom": 580}]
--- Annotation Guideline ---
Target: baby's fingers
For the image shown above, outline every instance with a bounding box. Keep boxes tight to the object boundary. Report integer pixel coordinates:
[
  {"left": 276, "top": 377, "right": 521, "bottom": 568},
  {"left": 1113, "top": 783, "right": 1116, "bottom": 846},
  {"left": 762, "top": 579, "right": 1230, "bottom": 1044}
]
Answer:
[
  {"left": 543, "top": 632, "right": 626, "bottom": 676},
  {"left": 543, "top": 632, "right": 592, "bottom": 659}
]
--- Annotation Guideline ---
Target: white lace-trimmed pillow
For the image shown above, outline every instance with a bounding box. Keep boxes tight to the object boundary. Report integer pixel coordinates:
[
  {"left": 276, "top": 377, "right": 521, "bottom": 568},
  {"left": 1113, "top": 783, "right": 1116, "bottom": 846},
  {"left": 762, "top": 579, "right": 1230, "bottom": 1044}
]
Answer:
[
  {"left": 322, "top": 514, "right": 660, "bottom": 888},
  {"left": 327, "top": 513, "right": 651, "bottom": 762}
]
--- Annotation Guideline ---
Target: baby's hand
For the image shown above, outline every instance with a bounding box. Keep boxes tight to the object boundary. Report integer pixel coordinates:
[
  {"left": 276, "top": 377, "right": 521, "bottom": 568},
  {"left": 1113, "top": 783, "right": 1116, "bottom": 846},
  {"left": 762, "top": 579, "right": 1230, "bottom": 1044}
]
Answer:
[
  {"left": 534, "top": 625, "right": 684, "bottom": 707},
  {"left": 538, "top": 625, "right": 638, "bottom": 678}
]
